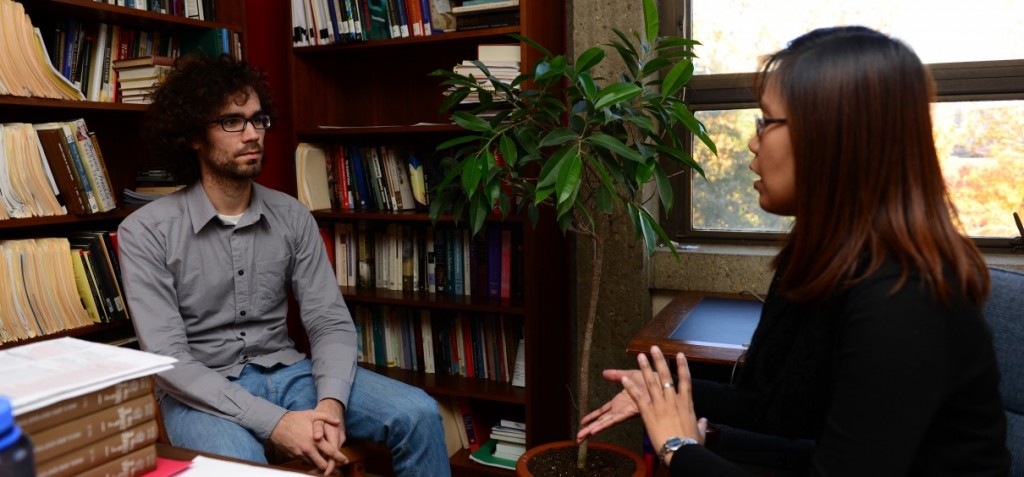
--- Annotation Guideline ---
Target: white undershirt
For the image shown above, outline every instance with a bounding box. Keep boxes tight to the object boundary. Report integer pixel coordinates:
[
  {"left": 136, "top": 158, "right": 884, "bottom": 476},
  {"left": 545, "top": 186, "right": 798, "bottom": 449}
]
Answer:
[{"left": 217, "top": 213, "right": 244, "bottom": 225}]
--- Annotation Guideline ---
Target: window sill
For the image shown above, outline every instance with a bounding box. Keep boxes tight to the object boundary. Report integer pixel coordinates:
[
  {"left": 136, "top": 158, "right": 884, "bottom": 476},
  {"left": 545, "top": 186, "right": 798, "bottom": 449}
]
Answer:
[{"left": 652, "top": 244, "right": 1024, "bottom": 293}]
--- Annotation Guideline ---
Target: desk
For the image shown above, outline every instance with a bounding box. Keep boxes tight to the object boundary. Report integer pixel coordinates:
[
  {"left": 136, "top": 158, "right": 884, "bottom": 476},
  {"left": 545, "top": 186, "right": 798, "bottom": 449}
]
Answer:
[
  {"left": 154, "top": 443, "right": 367, "bottom": 477},
  {"left": 628, "top": 291, "right": 762, "bottom": 366}
]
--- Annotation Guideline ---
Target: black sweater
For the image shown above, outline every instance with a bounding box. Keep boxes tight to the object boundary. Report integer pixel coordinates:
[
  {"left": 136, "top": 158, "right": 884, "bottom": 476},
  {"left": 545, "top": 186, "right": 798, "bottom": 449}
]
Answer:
[{"left": 671, "top": 264, "right": 1011, "bottom": 476}]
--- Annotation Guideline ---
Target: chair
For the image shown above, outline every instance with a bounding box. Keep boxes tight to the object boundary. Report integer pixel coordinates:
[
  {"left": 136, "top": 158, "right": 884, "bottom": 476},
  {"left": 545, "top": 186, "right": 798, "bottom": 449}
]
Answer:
[{"left": 983, "top": 267, "right": 1024, "bottom": 475}]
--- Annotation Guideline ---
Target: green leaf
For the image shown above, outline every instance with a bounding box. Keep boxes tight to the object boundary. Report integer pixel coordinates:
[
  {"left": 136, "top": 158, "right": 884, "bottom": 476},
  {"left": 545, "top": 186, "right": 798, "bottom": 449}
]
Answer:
[
  {"left": 536, "top": 55, "right": 568, "bottom": 83},
  {"left": 536, "top": 146, "right": 574, "bottom": 188},
  {"left": 556, "top": 152, "right": 582, "bottom": 207},
  {"left": 436, "top": 135, "right": 481, "bottom": 151},
  {"left": 527, "top": 204, "right": 540, "bottom": 228},
  {"left": 511, "top": 33, "right": 553, "bottom": 58},
  {"left": 609, "top": 29, "right": 639, "bottom": 64},
  {"left": 653, "top": 37, "right": 700, "bottom": 51},
  {"left": 585, "top": 134, "right": 644, "bottom": 163},
  {"left": 468, "top": 193, "right": 490, "bottom": 235},
  {"left": 499, "top": 135, "right": 518, "bottom": 168},
  {"left": 438, "top": 89, "right": 470, "bottom": 113},
  {"left": 640, "top": 57, "right": 672, "bottom": 79},
  {"left": 662, "top": 60, "right": 693, "bottom": 98},
  {"left": 578, "top": 73, "right": 598, "bottom": 101},
  {"left": 596, "top": 186, "right": 613, "bottom": 214},
  {"left": 587, "top": 155, "right": 618, "bottom": 200},
  {"left": 653, "top": 165, "right": 673, "bottom": 212},
  {"left": 461, "top": 153, "right": 485, "bottom": 196},
  {"left": 630, "top": 203, "right": 658, "bottom": 255},
  {"left": 452, "top": 111, "right": 492, "bottom": 132},
  {"left": 540, "top": 128, "right": 578, "bottom": 147},
  {"left": 575, "top": 46, "right": 605, "bottom": 73},
  {"left": 593, "top": 83, "right": 643, "bottom": 110}
]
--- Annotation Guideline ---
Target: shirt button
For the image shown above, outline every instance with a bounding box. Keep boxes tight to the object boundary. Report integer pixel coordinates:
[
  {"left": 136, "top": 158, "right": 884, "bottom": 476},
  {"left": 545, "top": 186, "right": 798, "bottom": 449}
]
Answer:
[
  {"left": 240, "top": 310, "right": 246, "bottom": 316},
  {"left": 238, "top": 270, "right": 244, "bottom": 276},
  {"left": 240, "top": 331, "right": 246, "bottom": 337}
]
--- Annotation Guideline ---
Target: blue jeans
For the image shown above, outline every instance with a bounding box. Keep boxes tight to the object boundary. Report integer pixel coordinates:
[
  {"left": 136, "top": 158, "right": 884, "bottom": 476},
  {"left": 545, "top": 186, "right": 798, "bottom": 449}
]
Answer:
[{"left": 161, "top": 360, "right": 451, "bottom": 476}]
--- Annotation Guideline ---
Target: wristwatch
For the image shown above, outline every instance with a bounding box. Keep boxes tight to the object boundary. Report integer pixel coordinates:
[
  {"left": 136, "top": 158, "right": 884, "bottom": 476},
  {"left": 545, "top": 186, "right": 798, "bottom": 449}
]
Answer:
[{"left": 657, "top": 436, "right": 699, "bottom": 461}]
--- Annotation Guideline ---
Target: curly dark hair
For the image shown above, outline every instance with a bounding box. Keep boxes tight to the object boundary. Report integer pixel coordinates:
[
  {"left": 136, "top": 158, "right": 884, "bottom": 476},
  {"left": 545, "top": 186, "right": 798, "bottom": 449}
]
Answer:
[{"left": 143, "top": 54, "right": 274, "bottom": 184}]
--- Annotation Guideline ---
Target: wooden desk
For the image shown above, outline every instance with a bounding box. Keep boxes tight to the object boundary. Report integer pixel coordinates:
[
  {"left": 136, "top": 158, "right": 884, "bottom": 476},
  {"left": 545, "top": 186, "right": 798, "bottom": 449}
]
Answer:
[
  {"left": 628, "top": 291, "right": 762, "bottom": 366},
  {"left": 155, "top": 443, "right": 367, "bottom": 476}
]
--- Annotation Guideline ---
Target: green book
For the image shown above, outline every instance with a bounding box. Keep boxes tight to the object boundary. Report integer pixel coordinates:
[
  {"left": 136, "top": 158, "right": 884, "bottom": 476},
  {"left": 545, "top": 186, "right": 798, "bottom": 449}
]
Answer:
[
  {"left": 365, "top": 0, "right": 393, "bottom": 40},
  {"left": 468, "top": 439, "right": 517, "bottom": 470}
]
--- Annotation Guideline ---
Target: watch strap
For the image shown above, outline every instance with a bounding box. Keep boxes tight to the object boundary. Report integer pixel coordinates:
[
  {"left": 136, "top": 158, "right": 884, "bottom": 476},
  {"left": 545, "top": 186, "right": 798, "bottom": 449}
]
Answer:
[{"left": 657, "top": 436, "right": 698, "bottom": 460}]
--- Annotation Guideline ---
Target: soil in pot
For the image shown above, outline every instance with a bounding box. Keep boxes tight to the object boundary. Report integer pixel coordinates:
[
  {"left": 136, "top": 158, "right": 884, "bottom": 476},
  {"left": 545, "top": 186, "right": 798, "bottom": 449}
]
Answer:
[{"left": 526, "top": 446, "right": 637, "bottom": 477}]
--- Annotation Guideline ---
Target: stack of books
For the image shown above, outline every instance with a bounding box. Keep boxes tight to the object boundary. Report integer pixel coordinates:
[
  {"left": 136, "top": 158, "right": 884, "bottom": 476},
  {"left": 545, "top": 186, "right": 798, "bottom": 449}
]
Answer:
[
  {"left": 451, "top": 0, "right": 519, "bottom": 31},
  {"left": 0, "top": 338, "right": 176, "bottom": 477},
  {"left": 124, "top": 168, "right": 184, "bottom": 204},
  {"left": 112, "top": 56, "right": 174, "bottom": 104},
  {"left": 467, "top": 418, "right": 526, "bottom": 470},
  {"left": 489, "top": 419, "right": 526, "bottom": 460},
  {"left": 447, "top": 43, "right": 521, "bottom": 108}
]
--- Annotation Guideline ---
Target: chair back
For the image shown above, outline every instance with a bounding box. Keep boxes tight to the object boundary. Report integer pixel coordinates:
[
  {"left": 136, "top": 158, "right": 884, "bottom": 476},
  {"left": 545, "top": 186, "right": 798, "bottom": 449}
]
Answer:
[{"left": 984, "top": 267, "right": 1024, "bottom": 475}]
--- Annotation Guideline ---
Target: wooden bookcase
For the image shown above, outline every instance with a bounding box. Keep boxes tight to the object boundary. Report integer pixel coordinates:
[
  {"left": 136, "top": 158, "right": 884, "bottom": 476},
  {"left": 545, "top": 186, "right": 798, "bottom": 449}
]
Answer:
[
  {"left": 0, "top": 0, "right": 248, "bottom": 350},
  {"left": 282, "top": 2, "right": 570, "bottom": 475}
]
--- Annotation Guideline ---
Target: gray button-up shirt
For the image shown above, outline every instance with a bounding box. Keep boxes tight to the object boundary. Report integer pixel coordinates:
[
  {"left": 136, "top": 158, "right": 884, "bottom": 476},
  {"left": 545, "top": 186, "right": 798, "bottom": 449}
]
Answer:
[{"left": 118, "top": 182, "right": 356, "bottom": 438}]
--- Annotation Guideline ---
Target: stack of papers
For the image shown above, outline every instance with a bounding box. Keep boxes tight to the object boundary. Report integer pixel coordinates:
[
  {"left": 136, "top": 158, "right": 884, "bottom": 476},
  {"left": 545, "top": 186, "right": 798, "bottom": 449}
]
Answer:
[{"left": 0, "top": 337, "right": 176, "bottom": 415}]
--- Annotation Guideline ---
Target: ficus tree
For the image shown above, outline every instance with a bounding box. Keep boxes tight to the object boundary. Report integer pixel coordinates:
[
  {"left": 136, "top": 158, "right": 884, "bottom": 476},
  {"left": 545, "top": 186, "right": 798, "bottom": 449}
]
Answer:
[{"left": 429, "top": 0, "right": 716, "bottom": 469}]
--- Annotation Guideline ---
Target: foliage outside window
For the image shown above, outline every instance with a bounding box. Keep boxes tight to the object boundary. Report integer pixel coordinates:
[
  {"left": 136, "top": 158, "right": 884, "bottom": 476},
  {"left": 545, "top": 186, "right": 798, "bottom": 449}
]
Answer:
[{"left": 664, "top": 0, "right": 1024, "bottom": 247}]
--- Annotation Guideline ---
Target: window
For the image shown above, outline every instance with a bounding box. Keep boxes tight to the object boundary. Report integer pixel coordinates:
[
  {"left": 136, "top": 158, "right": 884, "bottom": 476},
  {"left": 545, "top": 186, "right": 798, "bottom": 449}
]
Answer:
[{"left": 663, "top": 0, "right": 1024, "bottom": 247}]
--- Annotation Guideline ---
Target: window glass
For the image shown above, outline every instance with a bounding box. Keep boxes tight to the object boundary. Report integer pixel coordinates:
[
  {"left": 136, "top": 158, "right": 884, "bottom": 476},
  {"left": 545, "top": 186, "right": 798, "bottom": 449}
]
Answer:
[
  {"left": 691, "top": 109, "right": 792, "bottom": 233},
  {"left": 935, "top": 100, "right": 1024, "bottom": 237},
  {"left": 692, "top": 0, "right": 1024, "bottom": 75},
  {"left": 690, "top": 102, "right": 1024, "bottom": 238}
]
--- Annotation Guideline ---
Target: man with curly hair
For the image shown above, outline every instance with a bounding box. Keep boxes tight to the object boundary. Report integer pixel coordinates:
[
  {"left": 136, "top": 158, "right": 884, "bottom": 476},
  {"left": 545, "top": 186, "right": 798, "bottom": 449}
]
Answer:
[{"left": 117, "top": 55, "right": 451, "bottom": 476}]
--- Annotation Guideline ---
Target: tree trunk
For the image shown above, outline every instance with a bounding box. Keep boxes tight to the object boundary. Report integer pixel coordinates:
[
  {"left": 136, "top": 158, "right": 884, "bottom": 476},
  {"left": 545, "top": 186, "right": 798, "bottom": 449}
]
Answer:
[{"left": 577, "top": 233, "right": 603, "bottom": 469}]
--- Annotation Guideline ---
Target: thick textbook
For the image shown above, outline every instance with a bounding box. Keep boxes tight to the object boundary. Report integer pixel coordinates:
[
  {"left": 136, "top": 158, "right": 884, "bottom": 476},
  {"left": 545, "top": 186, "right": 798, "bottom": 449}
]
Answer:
[
  {"left": 17, "top": 376, "right": 153, "bottom": 435},
  {"left": 35, "top": 419, "right": 158, "bottom": 477},
  {"left": 30, "top": 393, "right": 156, "bottom": 462}
]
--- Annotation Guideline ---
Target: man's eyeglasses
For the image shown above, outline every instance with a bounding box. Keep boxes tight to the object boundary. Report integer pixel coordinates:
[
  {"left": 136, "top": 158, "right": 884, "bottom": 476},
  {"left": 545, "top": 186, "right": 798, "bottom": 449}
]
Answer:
[
  {"left": 210, "top": 114, "right": 272, "bottom": 132},
  {"left": 754, "top": 116, "right": 787, "bottom": 137}
]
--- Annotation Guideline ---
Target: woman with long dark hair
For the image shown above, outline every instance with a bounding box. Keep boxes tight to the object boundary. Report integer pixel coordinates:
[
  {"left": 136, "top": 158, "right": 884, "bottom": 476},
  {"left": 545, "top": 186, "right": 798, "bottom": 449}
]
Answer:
[{"left": 577, "top": 26, "right": 1010, "bottom": 475}]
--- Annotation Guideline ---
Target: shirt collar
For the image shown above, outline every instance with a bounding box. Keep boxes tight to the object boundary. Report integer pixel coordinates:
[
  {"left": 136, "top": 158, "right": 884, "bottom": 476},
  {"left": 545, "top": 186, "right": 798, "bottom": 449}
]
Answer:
[{"left": 185, "top": 181, "right": 270, "bottom": 233}]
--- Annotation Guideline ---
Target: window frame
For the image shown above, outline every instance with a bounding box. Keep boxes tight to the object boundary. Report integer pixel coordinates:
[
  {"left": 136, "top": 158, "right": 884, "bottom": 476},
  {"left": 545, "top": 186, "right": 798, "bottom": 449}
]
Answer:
[{"left": 660, "top": 0, "right": 1024, "bottom": 252}]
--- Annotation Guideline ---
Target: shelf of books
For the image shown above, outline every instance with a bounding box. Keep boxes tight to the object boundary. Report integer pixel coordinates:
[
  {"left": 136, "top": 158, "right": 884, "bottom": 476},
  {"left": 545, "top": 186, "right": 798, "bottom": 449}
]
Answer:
[
  {"left": 286, "top": 1, "right": 568, "bottom": 473},
  {"left": 0, "top": 0, "right": 247, "bottom": 351}
]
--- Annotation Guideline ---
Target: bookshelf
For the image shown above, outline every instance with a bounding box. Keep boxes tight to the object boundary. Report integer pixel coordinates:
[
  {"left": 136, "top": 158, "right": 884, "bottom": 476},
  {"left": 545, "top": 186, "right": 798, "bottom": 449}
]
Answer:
[
  {"left": 0, "top": 0, "right": 248, "bottom": 350},
  {"left": 282, "top": 1, "right": 570, "bottom": 475}
]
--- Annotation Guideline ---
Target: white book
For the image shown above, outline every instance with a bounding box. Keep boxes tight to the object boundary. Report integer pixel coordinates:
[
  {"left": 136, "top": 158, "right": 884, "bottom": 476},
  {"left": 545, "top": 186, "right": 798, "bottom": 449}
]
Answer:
[
  {"left": 334, "top": 222, "right": 347, "bottom": 287},
  {"left": 291, "top": 0, "right": 310, "bottom": 46},
  {"left": 511, "top": 338, "right": 525, "bottom": 387},
  {"left": 421, "top": 310, "right": 434, "bottom": 373},
  {"left": 478, "top": 43, "right": 521, "bottom": 62},
  {"left": 451, "top": 0, "right": 518, "bottom": 14},
  {"left": 86, "top": 24, "right": 108, "bottom": 102},
  {"left": 426, "top": 227, "right": 436, "bottom": 293},
  {"left": 69, "top": 119, "right": 116, "bottom": 212},
  {"left": 498, "top": 419, "right": 526, "bottom": 430}
]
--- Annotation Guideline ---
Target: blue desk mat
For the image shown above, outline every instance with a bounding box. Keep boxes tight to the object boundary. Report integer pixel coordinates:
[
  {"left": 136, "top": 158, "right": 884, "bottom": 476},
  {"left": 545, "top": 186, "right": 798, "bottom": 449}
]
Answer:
[{"left": 668, "top": 297, "right": 763, "bottom": 346}]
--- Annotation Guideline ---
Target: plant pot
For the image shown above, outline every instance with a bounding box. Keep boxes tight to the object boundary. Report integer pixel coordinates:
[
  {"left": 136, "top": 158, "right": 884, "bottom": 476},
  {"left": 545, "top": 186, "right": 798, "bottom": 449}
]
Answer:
[{"left": 516, "top": 440, "right": 646, "bottom": 477}]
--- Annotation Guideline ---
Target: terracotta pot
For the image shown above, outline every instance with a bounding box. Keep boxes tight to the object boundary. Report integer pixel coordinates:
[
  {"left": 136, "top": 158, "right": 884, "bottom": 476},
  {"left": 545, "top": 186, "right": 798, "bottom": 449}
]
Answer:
[{"left": 515, "top": 440, "right": 646, "bottom": 477}]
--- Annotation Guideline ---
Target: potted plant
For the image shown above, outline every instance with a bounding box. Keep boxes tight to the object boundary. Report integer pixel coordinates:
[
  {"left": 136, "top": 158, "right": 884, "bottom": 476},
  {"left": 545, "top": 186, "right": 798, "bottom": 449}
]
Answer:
[{"left": 429, "top": 0, "right": 716, "bottom": 474}]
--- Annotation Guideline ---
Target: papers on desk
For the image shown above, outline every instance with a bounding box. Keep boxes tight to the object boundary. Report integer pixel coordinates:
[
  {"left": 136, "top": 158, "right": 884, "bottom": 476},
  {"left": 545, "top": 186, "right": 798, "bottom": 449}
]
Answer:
[
  {"left": 168, "top": 456, "right": 307, "bottom": 476},
  {"left": 668, "top": 297, "right": 762, "bottom": 349},
  {"left": 0, "top": 337, "right": 176, "bottom": 415}
]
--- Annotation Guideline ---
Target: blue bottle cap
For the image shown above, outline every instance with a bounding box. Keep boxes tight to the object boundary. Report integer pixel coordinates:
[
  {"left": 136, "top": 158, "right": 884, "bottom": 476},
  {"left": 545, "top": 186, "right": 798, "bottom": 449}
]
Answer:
[{"left": 0, "top": 396, "right": 23, "bottom": 450}]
